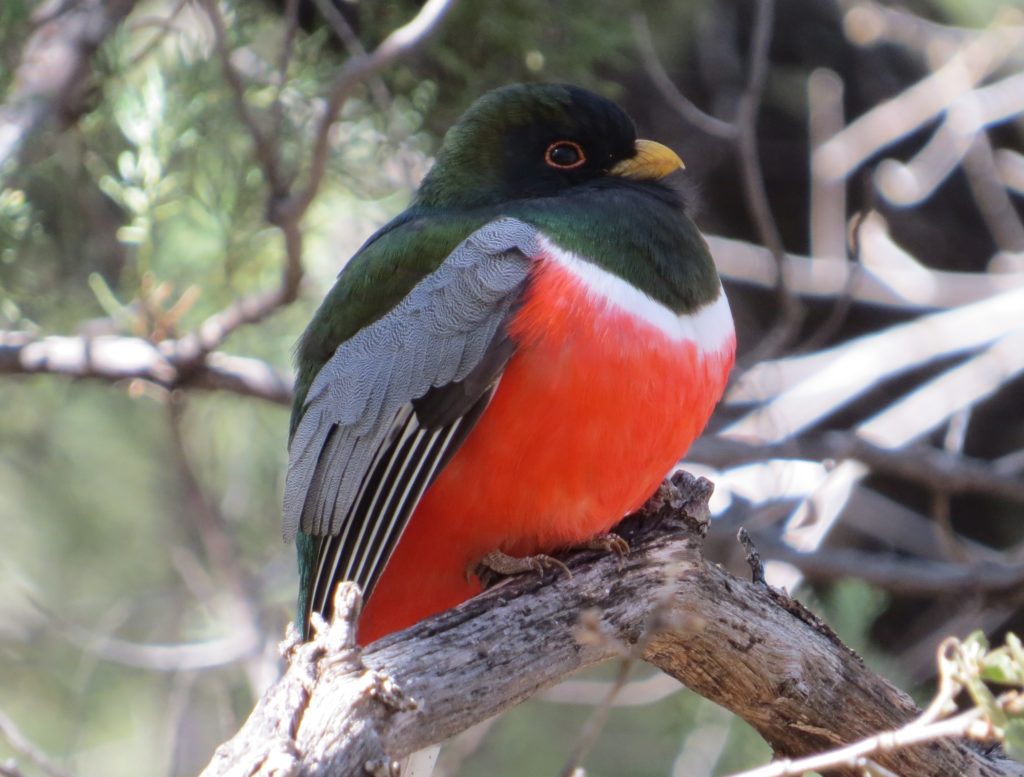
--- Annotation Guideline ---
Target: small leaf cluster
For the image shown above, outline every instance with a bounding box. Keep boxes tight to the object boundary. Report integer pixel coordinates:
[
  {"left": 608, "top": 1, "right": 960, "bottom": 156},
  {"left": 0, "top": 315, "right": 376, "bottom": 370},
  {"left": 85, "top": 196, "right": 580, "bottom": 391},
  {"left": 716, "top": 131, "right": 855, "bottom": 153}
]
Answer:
[{"left": 945, "top": 632, "right": 1024, "bottom": 761}]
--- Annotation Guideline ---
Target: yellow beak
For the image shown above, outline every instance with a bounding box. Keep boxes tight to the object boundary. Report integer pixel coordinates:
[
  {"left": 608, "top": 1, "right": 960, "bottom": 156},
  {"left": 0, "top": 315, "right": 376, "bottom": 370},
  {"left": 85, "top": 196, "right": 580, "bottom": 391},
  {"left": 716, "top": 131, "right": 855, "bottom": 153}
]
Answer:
[{"left": 609, "top": 139, "right": 685, "bottom": 180}]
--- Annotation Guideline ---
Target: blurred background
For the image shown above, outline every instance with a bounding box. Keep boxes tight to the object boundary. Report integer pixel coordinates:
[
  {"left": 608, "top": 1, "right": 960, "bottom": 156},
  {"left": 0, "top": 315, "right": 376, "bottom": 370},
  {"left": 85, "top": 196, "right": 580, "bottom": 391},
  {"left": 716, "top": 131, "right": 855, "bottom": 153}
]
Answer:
[{"left": 1, "top": 0, "right": 1023, "bottom": 775}]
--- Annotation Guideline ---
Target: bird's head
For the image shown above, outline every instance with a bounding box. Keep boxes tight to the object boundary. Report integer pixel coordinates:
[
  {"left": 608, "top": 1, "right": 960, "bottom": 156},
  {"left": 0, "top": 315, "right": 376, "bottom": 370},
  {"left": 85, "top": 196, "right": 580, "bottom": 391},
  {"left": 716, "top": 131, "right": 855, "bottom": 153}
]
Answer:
[{"left": 415, "top": 83, "right": 683, "bottom": 209}]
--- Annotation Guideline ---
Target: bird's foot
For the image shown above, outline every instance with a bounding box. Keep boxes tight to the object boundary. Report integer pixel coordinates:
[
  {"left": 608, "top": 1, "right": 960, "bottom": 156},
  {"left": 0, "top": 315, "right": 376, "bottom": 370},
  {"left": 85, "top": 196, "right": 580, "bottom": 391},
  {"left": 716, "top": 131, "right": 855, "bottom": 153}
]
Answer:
[
  {"left": 471, "top": 549, "right": 573, "bottom": 589},
  {"left": 579, "top": 531, "right": 630, "bottom": 560}
]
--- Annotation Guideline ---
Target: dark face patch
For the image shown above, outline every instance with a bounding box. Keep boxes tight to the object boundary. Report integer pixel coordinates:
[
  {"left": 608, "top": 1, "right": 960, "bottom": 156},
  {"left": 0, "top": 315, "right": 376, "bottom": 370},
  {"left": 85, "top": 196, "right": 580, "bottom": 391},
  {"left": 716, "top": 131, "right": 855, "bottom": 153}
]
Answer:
[
  {"left": 417, "top": 84, "right": 641, "bottom": 208},
  {"left": 497, "top": 85, "right": 639, "bottom": 199}
]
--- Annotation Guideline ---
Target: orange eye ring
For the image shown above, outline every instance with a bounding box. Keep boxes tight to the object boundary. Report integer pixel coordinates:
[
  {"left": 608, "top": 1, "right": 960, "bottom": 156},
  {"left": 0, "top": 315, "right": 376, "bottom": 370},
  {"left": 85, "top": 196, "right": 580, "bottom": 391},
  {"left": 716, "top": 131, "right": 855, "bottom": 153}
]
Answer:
[{"left": 545, "top": 140, "right": 586, "bottom": 170}]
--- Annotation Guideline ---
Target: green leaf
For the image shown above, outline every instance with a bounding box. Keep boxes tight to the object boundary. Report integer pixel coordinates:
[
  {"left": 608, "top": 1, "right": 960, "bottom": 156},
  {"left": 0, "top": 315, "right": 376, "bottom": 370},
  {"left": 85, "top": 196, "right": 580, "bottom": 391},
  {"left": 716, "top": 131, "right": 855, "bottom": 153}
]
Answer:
[
  {"left": 1004, "top": 719, "right": 1024, "bottom": 762},
  {"left": 983, "top": 651, "right": 1024, "bottom": 686},
  {"left": 983, "top": 657, "right": 1021, "bottom": 685}
]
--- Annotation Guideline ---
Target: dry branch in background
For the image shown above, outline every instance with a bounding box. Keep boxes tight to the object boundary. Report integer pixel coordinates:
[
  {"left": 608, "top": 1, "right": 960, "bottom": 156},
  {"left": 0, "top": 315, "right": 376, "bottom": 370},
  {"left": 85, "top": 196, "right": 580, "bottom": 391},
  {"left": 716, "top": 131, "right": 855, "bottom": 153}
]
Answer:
[
  {"left": 0, "top": 0, "right": 138, "bottom": 167},
  {"left": 635, "top": 6, "right": 803, "bottom": 358},
  {"left": 0, "top": 709, "right": 74, "bottom": 777},
  {"left": 199, "top": 474, "right": 1022, "bottom": 777},
  {"left": 4, "top": 1, "right": 1024, "bottom": 773},
  {"left": 0, "top": 331, "right": 292, "bottom": 404},
  {"left": 1, "top": 0, "right": 460, "bottom": 411}
]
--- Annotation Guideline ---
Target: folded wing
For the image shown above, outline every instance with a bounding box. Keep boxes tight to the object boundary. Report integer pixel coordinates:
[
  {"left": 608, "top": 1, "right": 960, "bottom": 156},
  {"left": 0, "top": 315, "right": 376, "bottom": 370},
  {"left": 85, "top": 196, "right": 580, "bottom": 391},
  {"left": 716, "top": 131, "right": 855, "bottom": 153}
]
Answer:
[{"left": 283, "top": 218, "right": 539, "bottom": 632}]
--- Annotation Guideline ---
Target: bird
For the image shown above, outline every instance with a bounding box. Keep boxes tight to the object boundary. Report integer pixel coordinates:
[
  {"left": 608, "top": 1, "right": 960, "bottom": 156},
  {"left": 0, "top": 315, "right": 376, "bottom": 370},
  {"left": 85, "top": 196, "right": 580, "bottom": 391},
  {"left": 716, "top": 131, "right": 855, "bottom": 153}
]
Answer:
[{"left": 283, "top": 83, "right": 735, "bottom": 645}]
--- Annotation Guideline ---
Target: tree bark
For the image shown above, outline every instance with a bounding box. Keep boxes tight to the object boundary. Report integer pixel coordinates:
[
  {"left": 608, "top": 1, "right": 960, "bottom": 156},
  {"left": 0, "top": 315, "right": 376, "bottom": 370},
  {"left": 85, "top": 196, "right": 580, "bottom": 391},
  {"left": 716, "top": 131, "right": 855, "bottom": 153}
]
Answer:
[
  {"left": 200, "top": 473, "right": 1021, "bottom": 777},
  {"left": 0, "top": 0, "right": 138, "bottom": 166}
]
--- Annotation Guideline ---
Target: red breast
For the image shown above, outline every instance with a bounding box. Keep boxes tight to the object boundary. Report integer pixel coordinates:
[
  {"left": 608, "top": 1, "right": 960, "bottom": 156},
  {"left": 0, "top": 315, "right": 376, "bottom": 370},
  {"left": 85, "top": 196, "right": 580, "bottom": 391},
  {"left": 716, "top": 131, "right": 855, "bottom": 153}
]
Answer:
[{"left": 358, "top": 242, "right": 735, "bottom": 643}]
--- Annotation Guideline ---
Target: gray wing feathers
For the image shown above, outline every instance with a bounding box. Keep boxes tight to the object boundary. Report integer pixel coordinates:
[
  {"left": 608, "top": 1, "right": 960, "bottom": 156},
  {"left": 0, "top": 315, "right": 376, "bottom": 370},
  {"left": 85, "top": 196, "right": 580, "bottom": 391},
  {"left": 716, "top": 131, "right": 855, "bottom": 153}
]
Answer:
[{"left": 282, "top": 217, "right": 538, "bottom": 542}]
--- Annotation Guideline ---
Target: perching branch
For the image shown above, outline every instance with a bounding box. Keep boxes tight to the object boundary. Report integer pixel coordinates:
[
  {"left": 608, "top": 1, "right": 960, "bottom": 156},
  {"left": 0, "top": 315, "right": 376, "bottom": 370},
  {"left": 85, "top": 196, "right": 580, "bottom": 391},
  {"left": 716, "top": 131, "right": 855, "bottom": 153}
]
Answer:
[{"left": 198, "top": 473, "right": 1022, "bottom": 777}]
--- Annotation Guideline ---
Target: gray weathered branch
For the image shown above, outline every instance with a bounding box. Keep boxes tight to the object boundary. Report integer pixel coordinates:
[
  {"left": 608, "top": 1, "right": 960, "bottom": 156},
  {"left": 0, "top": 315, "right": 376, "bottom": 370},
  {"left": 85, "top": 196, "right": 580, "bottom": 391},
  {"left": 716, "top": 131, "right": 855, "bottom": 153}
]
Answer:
[
  {"left": 0, "top": 331, "right": 291, "bottom": 404},
  {"left": 199, "top": 474, "right": 1021, "bottom": 777}
]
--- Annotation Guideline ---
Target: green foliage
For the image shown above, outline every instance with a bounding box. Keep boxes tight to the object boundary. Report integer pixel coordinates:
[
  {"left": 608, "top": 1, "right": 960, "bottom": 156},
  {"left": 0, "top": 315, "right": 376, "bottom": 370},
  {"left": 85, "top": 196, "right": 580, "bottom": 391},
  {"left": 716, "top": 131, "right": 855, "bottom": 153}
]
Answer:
[
  {"left": 1006, "top": 719, "right": 1024, "bottom": 763},
  {"left": 933, "top": 632, "right": 1024, "bottom": 762},
  {"left": 0, "top": 3, "right": 429, "bottom": 774},
  {"left": 0, "top": 0, "right": 31, "bottom": 92},
  {"left": 8, "top": 0, "right": 1017, "bottom": 775},
  {"left": 361, "top": 0, "right": 698, "bottom": 129},
  {"left": 932, "top": 0, "right": 1024, "bottom": 26}
]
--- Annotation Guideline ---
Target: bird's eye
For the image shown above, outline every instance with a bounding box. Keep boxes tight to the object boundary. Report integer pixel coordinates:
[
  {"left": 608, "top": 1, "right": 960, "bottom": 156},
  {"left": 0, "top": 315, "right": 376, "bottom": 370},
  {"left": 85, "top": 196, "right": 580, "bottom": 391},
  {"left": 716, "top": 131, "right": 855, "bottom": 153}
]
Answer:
[{"left": 545, "top": 140, "right": 586, "bottom": 170}]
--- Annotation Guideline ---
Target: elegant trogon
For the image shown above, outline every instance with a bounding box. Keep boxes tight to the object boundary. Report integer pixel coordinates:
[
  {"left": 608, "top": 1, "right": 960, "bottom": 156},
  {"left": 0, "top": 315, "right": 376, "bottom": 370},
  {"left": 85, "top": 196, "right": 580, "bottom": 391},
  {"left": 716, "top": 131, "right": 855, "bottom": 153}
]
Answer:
[{"left": 283, "top": 83, "right": 736, "bottom": 644}]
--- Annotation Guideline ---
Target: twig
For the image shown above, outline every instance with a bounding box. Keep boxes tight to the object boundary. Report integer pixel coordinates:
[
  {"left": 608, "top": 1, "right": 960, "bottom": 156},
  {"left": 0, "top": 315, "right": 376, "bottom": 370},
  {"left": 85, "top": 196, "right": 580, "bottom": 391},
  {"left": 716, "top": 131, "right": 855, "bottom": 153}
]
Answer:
[
  {"left": 733, "top": 0, "right": 803, "bottom": 360},
  {"left": 62, "top": 628, "right": 258, "bottom": 671},
  {"left": 165, "top": 671, "right": 199, "bottom": 777},
  {"left": 632, "top": 14, "right": 737, "bottom": 139},
  {"left": 189, "top": 0, "right": 304, "bottom": 361},
  {"left": 560, "top": 578, "right": 681, "bottom": 777},
  {"left": 689, "top": 431, "right": 1024, "bottom": 505},
  {"left": 807, "top": 68, "right": 847, "bottom": 262},
  {"left": 636, "top": 2, "right": 802, "bottom": 358},
  {"left": 872, "top": 70, "right": 1024, "bottom": 209},
  {"left": 171, "top": 282, "right": 304, "bottom": 368},
  {"left": 0, "top": 709, "right": 75, "bottom": 777},
  {"left": 742, "top": 531, "right": 1024, "bottom": 596},
  {"left": 310, "top": 0, "right": 391, "bottom": 111},
  {"left": 723, "top": 706, "right": 990, "bottom": 777},
  {"left": 815, "top": 25, "right": 1024, "bottom": 182},
  {"left": 0, "top": 762, "right": 28, "bottom": 777},
  {"left": 753, "top": 327, "right": 1024, "bottom": 589},
  {"left": 541, "top": 671, "right": 682, "bottom": 707},
  {"left": 722, "top": 636, "right": 999, "bottom": 777},
  {"left": 165, "top": 395, "right": 273, "bottom": 691},
  {"left": 962, "top": 133, "right": 1024, "bottom": 254},
  {"left": 183, "top": 0, "right": 457, "bottom": 366},
  {"left": 725, "top": 284, "right": 1024, "bottom": 437},
  {"left": 932, "top": 407, "right": 973, "bottom": 562},
  {"left": 560, "top": 645, "right": 637, "bottom": 777},
  {"left": 854, "top": 1, "right": 982, "bottom": 53},
  {"left": 860, "top": 327, "right": 1024, "bottom": 445},
  {"left": 167, "top": 397, "right": 242, "bottom": 585},
  {"left": 737, "top": 528, "right": 766, "bottom": 585},
  {"left": 127, "top": 0, "right": 188, "bottom": 66},
  {"left": 24, "top": 585, "right": 259, "bottom": 673},
  {"left": 281, "top": 0, "right": 458, "bottom": 222},
  {"left": 995, "top": 148, "right": 1024, "bottom": 196},
  {"left": 708, "top": 231, "right": 1024, "bottom": 309},
  {"left": 433, "top": 720, "right": 500, "bottom": 777},
  {"left": 794, "top": 203, "right": 869, "bottom": 354},
  {"left": 270, "top": 0, "right": 302, "bottom": 149},
  {"left": 198, "top": 0, "right": 286, "bottom": 197}
]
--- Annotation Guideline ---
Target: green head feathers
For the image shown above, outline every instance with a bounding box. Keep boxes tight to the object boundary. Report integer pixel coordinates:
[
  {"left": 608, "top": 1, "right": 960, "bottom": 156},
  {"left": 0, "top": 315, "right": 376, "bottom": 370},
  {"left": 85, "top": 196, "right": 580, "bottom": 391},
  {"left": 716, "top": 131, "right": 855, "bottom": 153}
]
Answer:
[{"left": 416, "top": 83, "right": 645, "bottom": 208}]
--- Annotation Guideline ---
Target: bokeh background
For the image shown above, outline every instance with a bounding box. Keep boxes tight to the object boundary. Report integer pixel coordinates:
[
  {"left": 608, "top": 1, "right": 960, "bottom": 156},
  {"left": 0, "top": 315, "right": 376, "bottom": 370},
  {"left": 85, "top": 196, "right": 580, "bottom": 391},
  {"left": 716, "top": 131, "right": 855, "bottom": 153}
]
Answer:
[{"left": 2, "top": 0, "right": 1023, "bottom": 775}]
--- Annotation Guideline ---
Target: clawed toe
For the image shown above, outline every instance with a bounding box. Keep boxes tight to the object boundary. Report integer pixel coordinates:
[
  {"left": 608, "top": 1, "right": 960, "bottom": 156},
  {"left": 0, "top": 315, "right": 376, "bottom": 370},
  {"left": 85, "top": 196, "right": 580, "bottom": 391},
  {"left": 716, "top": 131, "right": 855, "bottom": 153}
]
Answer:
[
  {"left": 582, "top": 532, "right": 630, "bottom": 558},
  {"left": 471, "top": 549, "right": 573, "bottom": 589},
  {"left": 468, "top": 533, "right": 629, "bottom": 589}
]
